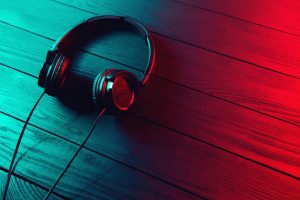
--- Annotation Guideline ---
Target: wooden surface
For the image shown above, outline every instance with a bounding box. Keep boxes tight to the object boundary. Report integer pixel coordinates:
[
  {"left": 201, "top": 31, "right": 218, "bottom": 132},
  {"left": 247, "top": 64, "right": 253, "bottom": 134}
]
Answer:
[{"left": 1, "top": 0, "right": 300, "bottom": 199}]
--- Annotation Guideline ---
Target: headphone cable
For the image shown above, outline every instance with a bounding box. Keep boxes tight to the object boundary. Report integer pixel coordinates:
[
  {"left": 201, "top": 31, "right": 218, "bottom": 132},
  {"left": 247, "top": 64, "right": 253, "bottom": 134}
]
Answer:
[
  {"left": 2, "top": 91, "right": 45, "bottom": 200},
  {"left": 43, "top": 108, "right": 106, "bottom": 200}
]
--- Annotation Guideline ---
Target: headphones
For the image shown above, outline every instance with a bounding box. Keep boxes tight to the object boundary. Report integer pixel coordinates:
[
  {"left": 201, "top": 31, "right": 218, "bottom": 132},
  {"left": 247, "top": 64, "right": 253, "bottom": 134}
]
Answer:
[
  {"left": 38, "top": 15, "right": 155, "bottom": 112},
  {"left": 2, "top": 16, "right": 156, "bottom": 200}
]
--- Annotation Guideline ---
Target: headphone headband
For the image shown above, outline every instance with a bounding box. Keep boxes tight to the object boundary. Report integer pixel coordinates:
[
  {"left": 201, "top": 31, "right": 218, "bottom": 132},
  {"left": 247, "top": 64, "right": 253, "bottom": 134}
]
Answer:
[{"left": 53, "top": 15, "right": 155, "bottom": 85}]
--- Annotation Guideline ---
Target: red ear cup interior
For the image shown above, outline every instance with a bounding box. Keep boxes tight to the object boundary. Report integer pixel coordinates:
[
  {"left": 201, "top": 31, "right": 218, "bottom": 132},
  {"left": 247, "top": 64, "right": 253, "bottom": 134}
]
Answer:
[
  {"left": 92, "top": 69, "right": 139, "bottom": 112},
  {"left": 111, "top": 76, "right": 135, "bottom": 110}
]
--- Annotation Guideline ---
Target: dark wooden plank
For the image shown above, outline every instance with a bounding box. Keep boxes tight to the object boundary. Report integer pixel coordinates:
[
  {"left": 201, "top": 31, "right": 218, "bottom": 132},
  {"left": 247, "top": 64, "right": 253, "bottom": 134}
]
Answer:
[
  {"left": 0, "top": 112, "right": 196, "bottom": 199},
  {"left": 46, "top": 0, "right": 300, "bottom": 78},
  {"left": 1, "top": 62, "right": 300, "bottom": 198},
  {"left": 0, "top": 170, "right": 60, "bottom": 200},
  {"left": 2, "top": 0, "right": 300, "bottom": 174},
  {"left": 2, "top": 12, "right": 300, "bottom": 181},
  {"left": 1, "top": 0, "right": 300, "bottom": 198},
  {"left": 1, "top": 1, "right": 300, "bottom": 182},
  {"left": 1, "top": 102, "right": 300, "bottom": 199},
  {"left": 175, "top": 0, "right": 300, "bottom": 36}
]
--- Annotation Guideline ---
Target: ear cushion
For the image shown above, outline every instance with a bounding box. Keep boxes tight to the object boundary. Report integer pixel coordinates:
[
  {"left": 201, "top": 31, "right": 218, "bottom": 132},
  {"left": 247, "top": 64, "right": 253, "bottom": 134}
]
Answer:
[
  {"left": 93, "top": 69, "right": 139, "bottom": 112},
  {"left": 38, "top": 50, "right": 56, "bottom": 89},
  {"left": 92, "top": 69, "right": 114, "bottom": 108},
  {"left": 38, "top": 62, "right": 50, "bottom": 89},
  {"left": 44, "top": 53, "right": 69, "bottom": 96}
]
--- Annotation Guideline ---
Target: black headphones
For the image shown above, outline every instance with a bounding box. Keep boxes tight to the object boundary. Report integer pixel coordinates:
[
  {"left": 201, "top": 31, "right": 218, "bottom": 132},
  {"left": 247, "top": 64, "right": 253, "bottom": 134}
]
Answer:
[
  {"left": 38, "top": 15, "right": 155, "bottom": 112},
  {"left": 2, "top": 16, "right": 157, "bottom": 200}
]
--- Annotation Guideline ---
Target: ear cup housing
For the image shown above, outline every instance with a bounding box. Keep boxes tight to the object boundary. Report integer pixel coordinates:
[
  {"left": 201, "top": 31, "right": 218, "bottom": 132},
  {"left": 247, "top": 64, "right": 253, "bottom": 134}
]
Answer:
[
  {"left": 93, "top": 69, "right": 139, "bottom": 113},
  {"left": 38, "top": 51, "right": 69, "bottom": 96},
  {"left": 38, "top": 50, "right": 55, "bottom": 89}
]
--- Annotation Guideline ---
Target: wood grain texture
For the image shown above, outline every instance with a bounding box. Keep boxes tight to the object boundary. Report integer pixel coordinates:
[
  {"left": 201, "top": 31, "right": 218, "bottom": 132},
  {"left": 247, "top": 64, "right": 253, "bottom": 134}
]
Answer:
[
  {"left": 0, "top": 171, "right": 61, "bottom": 200},
  {"left": 48, "top": 0, "right": 300, "bottom": 79},
  {"left": 175, "top": 0, "right": 300, "bottom": 36},
  {"left": 1, "top": 5, "right": 300, "bottom": 179},
  {"left": 2, "top": 0, "right": 300, "bottom": 128},
  {"left": 1, "top": 0, "right": 300, "bottom": 199},
  {"left": 1, "top": 59, "right": 300, "bottom": 199},
  {"left": 0, "top": 112, "right": 196, "bottom": 199},
  {"left": 1, "top": 83, "right": 300, "bottom": 199}
]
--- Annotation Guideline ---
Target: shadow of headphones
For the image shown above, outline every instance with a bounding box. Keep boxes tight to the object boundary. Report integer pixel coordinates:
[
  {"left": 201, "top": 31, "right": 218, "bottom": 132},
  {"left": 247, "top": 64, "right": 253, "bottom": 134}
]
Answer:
[{"left": 38, "top": 15, "right": 156, "bottom": 113}]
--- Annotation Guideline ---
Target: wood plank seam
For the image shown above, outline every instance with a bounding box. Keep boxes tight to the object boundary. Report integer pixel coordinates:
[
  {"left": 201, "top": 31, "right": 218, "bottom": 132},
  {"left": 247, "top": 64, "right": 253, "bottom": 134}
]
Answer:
[
  {"left": 172, "top": 0, "right": 300, "bottom": 38},
  {"left": 0, "top": 62, "right": 38, "bottom": 79},
  {"left": 0, "top": 20, "right": 54, "bottom": 41},
  {"left": 1, "top": 63, "right": 299, "bottom": 184}
]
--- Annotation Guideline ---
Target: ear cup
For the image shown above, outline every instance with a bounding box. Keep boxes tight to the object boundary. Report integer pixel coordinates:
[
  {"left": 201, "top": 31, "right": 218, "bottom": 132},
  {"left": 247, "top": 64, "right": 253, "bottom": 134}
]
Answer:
[
  {"left": 93, "top": 69, "right": 139, "bottom": 112},
  {"left": 92, "top": 69, "right": 114, "bottom": 108},
  {"left": 38, "top": 50, "right": 56, "bottom": 89},
  {"left": 39, "top": 52, "right": 69, "bottom": 96}
]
